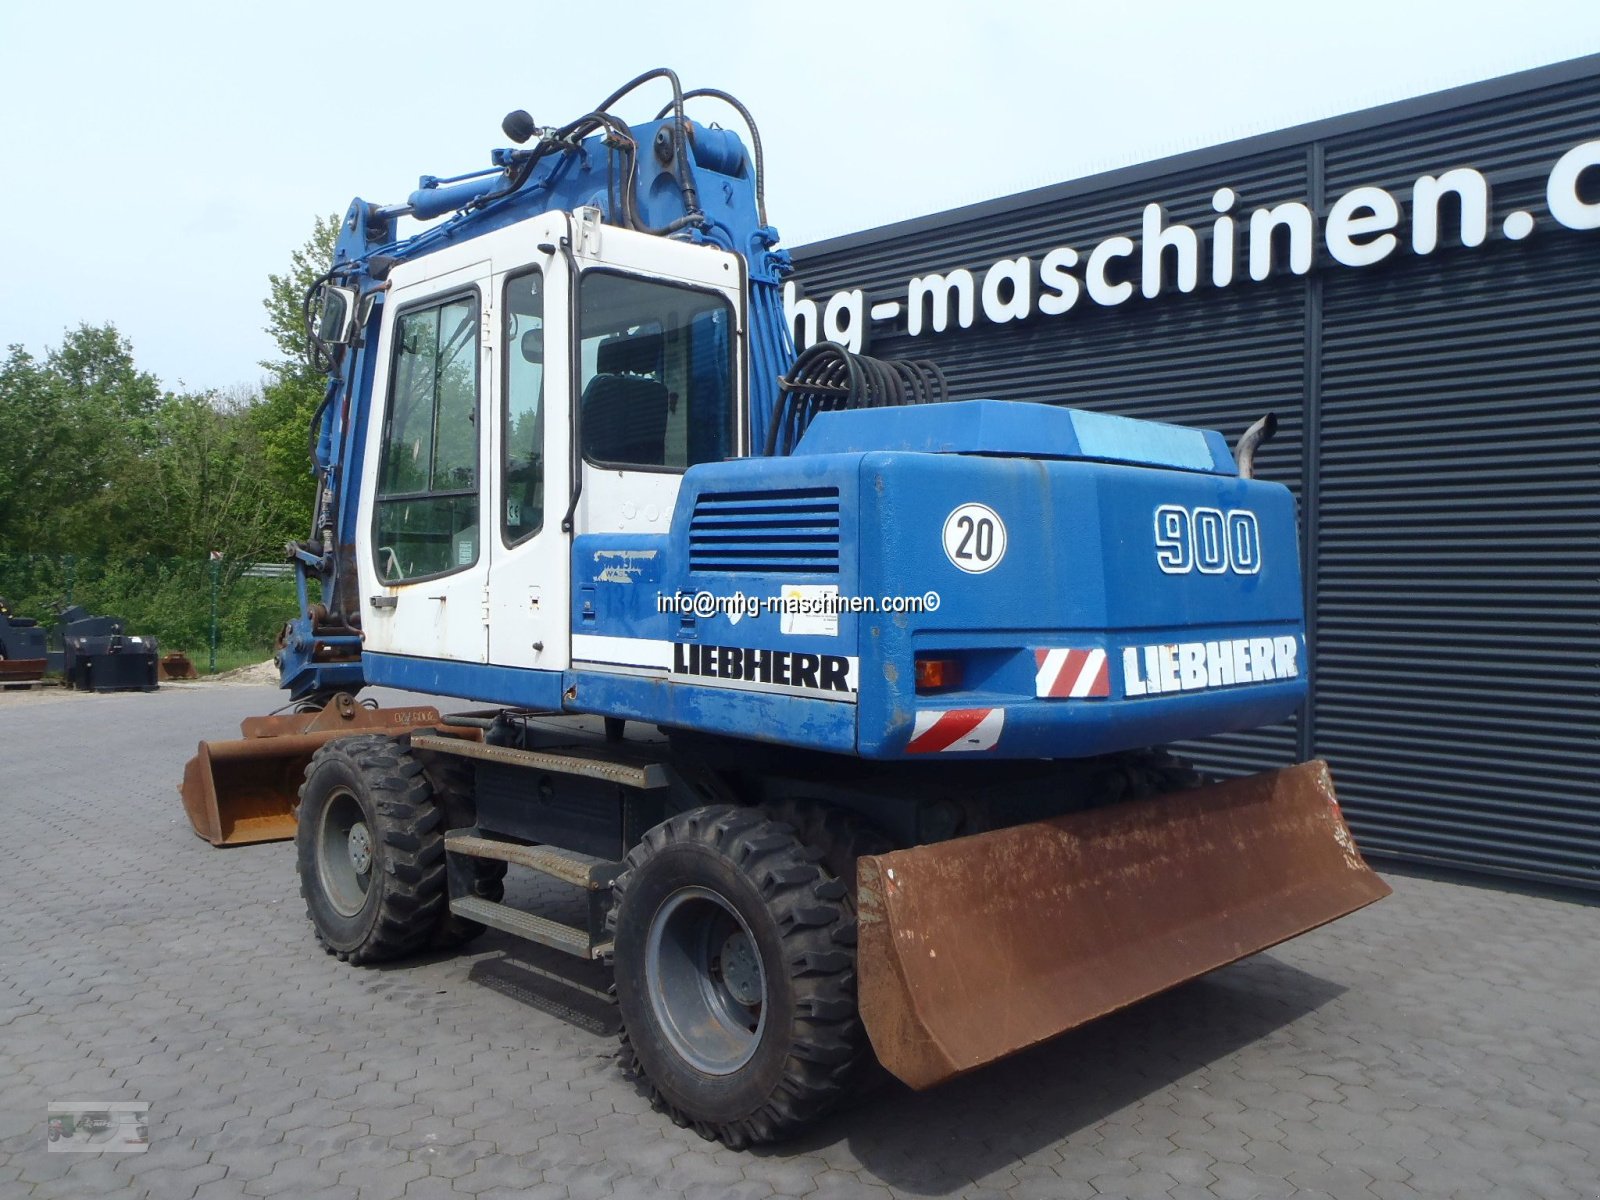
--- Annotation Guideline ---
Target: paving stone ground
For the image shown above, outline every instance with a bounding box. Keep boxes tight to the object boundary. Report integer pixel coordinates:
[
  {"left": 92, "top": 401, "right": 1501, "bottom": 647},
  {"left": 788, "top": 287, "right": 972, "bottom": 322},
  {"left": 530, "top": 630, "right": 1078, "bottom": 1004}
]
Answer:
[{"left": 1, "top": 680, "right": 1596, "bottom": 1200}]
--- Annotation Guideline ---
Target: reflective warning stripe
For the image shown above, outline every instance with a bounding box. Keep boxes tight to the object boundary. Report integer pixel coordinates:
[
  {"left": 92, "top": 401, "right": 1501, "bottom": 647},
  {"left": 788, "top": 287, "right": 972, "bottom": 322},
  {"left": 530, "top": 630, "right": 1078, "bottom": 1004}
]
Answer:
[
  {"left": 1034, "top": 648, "right": 1110, "bottom": 699},
  {"left": 907, "top": 708, "right": 1005, "bottom": 753}
]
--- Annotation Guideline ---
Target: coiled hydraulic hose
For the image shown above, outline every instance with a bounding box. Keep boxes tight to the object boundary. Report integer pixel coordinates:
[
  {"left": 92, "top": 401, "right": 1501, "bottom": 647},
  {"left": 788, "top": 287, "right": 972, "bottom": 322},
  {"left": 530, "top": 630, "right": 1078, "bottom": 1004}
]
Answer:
[{"left": 765, "top": 342, "right": 948, "bottom": 456}]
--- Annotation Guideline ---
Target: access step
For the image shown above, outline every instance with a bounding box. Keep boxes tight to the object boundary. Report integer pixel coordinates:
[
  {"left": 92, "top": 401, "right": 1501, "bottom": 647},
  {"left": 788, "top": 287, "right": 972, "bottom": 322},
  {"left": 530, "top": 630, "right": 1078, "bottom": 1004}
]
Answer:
[
  {"left": 444, "top": 834, "right": 620, "bottom": 890},
  {"left": 411, "top": 734, "right": 669, "bottom": 790},
  {"left": 443, "top": 833, "right": 620, "bottom": 960},
  {"left": 448, "top": 896, "right": 612, "bottom": 960}
]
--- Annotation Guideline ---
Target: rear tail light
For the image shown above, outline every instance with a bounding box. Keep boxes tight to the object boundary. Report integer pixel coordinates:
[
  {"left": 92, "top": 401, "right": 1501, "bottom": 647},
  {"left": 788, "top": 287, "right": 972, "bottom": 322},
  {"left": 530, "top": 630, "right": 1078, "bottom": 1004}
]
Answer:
[{"left": 915, "top": 657, "right": 962, "bottom": 692}]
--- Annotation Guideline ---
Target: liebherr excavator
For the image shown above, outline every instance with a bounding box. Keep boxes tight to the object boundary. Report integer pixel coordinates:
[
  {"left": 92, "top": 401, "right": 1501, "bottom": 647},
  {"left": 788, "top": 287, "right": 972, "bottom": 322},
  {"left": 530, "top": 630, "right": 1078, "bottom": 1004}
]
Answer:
[{"left": 181, "top": 70, "right": 1388, "bottom": 1146}]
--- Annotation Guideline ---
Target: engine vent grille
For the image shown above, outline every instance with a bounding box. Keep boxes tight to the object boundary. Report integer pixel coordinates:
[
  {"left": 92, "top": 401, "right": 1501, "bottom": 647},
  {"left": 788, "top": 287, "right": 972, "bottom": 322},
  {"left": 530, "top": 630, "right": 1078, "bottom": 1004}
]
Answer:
[{"left": 688, "top": 488, "right": 841, "bottom": 574}]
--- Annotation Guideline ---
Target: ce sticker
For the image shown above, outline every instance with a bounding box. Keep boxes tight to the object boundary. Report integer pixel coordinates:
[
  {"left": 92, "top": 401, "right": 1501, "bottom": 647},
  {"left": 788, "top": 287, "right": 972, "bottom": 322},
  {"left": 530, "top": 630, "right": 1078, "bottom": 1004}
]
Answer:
[{"left": 942, "top": 503, "right": 1007, "bottom": 573}]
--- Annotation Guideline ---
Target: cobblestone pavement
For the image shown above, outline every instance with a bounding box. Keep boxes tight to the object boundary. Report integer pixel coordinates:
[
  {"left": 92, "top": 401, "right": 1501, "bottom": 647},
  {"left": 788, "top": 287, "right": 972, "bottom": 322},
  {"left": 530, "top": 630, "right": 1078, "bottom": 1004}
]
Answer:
[{"left": 1, "top": 681, "right": 1596, "bottom": 1200}]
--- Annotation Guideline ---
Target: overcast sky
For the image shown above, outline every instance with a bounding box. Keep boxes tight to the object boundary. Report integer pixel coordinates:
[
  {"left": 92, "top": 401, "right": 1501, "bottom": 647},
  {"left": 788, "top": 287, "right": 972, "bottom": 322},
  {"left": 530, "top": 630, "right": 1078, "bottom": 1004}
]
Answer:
[{"left": 3, "top": 0, "right": 1598, "bottom": 395}]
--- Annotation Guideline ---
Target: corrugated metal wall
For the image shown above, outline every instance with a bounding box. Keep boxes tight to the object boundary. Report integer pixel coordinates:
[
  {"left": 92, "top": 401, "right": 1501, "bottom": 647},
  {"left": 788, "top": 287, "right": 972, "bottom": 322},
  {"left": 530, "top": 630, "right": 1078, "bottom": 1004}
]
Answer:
[{"left": 790, "top": 59, "right": 1600, "bottom": 890}]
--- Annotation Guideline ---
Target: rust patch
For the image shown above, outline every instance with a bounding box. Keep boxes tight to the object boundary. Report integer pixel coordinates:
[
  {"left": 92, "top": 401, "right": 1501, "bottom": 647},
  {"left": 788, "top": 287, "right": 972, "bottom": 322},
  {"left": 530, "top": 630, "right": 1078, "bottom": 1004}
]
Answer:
[
  {"left": 856, "top": 760, "right": 1391, "bottom": 1090},
  {"left": 179, "top": 696, "right": 476, "bottom": 847}
]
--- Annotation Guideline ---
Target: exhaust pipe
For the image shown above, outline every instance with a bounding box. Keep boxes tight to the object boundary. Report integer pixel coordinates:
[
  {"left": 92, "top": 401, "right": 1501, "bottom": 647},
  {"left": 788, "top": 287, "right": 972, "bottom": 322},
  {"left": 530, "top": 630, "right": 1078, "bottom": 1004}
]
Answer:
[{"left": 1236, "top": 411, "right": 1279, "bottom": 479}]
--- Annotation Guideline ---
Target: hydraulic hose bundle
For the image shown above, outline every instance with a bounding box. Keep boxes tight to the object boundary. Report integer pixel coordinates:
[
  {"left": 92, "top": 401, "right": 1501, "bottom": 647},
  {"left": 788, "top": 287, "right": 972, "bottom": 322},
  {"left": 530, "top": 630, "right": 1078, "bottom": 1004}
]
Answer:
[{"left": 765, "top": 341, "right": 949, "bottom": 456}]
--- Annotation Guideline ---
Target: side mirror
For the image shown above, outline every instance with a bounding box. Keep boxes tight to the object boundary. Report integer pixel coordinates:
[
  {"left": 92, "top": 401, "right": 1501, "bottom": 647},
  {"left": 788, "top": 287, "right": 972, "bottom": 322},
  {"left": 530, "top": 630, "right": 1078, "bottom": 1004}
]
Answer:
[{"left": 314, "top": 284, "right": 359, "bottom": 346}]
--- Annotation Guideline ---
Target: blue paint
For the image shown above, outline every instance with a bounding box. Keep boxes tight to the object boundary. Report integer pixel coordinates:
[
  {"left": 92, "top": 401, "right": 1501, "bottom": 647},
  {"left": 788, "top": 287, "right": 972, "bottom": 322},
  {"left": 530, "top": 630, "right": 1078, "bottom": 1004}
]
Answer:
[
  {"left": 559, "top": 412, "right": 1305, "bottom": 760},
  {"left": 1067, "top": 407, "right": 1215, "bottom": 471},
  {"left": 363, "top": 652, "right": 567, "bottom": 710},
  {"left": 563, "top": 670, "right": 857, "bottom": 755},
  {"left": 793, "top": 400, "right": 1234, "bottom": 474}
]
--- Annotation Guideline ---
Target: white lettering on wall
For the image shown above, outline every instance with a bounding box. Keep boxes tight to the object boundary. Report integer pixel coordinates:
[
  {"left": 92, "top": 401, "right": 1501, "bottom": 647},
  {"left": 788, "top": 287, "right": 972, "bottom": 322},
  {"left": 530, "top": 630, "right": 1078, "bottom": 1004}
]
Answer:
[
  {"left": 907, "top": 270, "right": 975, "bottom": 335},
  {"left": 1211, "top": 187, "right": 1237, "bottom": 288},
  {"left": 1086, "top": 236, "right": 1136, "bottom": 306},
  {"left": 1141, "top": 203, "right": 1199, "bottom": 298},
  {"left": 1412, "top": 168, "right": 1489, "bottom": 253},
  {"left": 823, "top": 289, "right": 865, "bottom": 352},
  {"left": 784, "top": 281, "right": 818, "bottom": 348},
  {"left": 981, "top": 257, "right": 1032, "bottom": 324},
  {"left": 1036, "top": 246, "right": 1081, "bottom": 315},
  {"left": 786, "top": 140, "right": 1596, "bottom": 351},
  {"left": 1548, "top": 139, "right": 1600, "bottom": 230},
  {"left": 1325, "top": 185, "right": 1400, "bottom": 267},
  {"left": 1248, "top": 202, "right": 1315, "bottom": 281}
]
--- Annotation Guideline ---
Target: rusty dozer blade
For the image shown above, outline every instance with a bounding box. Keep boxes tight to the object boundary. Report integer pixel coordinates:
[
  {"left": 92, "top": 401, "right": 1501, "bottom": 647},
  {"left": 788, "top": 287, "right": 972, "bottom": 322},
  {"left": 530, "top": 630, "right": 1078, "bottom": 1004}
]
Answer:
[
  {"left": 179, "top": 694, "right": 464, "bottom": 846},
  {"left": 856, "top": 760, "right": 1390, "bottom": 1090}
]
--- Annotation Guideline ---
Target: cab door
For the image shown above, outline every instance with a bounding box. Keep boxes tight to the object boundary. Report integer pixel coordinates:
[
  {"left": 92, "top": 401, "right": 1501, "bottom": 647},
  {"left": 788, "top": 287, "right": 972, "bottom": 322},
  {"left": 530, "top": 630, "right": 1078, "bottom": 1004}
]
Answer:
[
  {"left": 358, "top": 259, "right": 492, "bottom": 663},
  {"left": 485, "top": 214, "right": 571, "bottom": 671}
]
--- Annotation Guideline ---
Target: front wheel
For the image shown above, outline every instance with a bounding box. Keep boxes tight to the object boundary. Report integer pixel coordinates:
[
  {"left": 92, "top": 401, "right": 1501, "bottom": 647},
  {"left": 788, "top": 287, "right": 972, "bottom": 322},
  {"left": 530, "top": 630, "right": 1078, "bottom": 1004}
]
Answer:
[
  {"left": 295, "top": 734, "right": 448, "bottom": 965},
  {"left": 609, "top": 806, "right": 866, "bottom": 1147}
]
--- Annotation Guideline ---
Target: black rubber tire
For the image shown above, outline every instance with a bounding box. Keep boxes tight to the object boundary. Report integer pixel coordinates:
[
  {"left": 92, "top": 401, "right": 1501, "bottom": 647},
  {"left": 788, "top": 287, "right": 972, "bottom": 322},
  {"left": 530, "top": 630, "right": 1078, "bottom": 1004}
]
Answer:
[
  {"left": 760, "top": 799, "right": 896, "bottom": 1098},
  {"left": 411, "top": 741, "right": 507, "bottom": 949},
  {"left": 1090, "top": 747, "right": 1206, "bottom": 805},
  {"left": 609, "top": 805, "right": 867, "bottom": 1148},
  {"left": 295, "top": 733, "right": 449, "bottom": 965},
  {"left": 761, "top": 798, "right": 894, "bottom": 906}
]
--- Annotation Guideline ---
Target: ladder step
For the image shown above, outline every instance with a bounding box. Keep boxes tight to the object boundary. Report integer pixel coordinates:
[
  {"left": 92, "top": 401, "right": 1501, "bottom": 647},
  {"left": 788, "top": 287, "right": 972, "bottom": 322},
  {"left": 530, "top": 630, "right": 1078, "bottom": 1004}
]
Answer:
[
  {"left": 411, "top": 734, "right": 669, "bottom": 790},
  {"left": 448, "top": 896, "right": 611, "bottom": 960},
  {"left": 445, "top": 835, "right": 610, "bottom": 889}
]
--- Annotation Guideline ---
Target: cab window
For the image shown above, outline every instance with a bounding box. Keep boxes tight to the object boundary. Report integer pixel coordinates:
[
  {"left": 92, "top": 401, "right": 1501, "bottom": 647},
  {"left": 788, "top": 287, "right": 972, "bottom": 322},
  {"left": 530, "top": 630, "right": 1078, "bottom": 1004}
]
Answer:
[
  {"left": 374, "top": 293, "right": 480, "bottom": 582},
  {"left": 577, "top": 272, "right": 735, "bottom": 469},
  {"left": 503, "top": 270, "right": 545, "bottom": 545}
]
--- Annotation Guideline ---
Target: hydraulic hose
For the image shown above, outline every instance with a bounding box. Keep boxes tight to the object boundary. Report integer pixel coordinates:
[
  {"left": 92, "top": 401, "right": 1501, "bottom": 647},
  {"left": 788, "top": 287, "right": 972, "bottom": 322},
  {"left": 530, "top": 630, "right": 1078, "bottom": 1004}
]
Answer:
[
  {"left": 765, "top": 342, "right": 948, "bottom": 456},
  {"left": 657, "top": 87, "right": 767, "bottom": 226}
]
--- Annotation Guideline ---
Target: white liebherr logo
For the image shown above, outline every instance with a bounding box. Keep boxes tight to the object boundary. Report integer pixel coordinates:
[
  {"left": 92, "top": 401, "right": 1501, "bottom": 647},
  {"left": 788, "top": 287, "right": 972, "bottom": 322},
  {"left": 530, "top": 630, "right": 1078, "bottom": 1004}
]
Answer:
[{"left": 1123, "top": 636, "right": 1299, "bottom": 697}]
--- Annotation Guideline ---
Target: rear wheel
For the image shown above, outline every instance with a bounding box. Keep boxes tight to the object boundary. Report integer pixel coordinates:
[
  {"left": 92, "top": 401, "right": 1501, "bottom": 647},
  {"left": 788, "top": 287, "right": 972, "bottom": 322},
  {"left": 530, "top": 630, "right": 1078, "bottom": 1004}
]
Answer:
[
  {"left": 295, "top": 734, "right": 449, "bottom": 964},
  {"left": 609, "top": 806, "right": 866, "bottom": 1147}
]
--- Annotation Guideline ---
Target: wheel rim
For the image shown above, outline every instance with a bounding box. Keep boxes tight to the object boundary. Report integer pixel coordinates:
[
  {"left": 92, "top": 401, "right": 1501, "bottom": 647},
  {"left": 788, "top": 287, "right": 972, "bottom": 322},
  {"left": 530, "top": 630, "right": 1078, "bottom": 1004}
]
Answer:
[
  {"left": 317, "top": 786, "right": 373, "bottom": 918},
  {"left": 644, "top": 885, "right": 767, "bottom": 1075}
]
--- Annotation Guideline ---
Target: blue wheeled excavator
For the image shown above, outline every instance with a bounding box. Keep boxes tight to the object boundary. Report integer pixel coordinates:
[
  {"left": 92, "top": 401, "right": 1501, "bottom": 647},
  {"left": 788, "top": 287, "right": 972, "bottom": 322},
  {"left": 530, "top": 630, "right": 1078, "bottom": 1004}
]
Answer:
[{"left": 181, "top": 70, "right": 1388, "bottom": 1146}]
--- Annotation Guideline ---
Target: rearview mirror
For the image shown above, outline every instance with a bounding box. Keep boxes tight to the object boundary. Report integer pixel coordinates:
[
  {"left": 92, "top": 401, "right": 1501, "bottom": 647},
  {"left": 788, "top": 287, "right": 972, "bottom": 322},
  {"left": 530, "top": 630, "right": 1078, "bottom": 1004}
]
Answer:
[{"left": 314, "top": 284, "right": 359, "bottom": 346}]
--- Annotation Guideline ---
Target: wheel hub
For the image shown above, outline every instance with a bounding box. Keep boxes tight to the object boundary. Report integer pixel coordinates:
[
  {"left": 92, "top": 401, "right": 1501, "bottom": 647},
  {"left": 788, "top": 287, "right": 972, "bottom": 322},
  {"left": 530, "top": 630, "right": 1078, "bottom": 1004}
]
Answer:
[
  {"left": 645, "top": 886, "right": 768, "bottom": 1075},
  {"left": 316, "top": 788, "right": 374, "bottom": 918},
  {"left": 718, "top": 930, "right": 762, "bottom": 1006},
  {"left": 347, "top": 822, "right": 372, "bottom": 874}
]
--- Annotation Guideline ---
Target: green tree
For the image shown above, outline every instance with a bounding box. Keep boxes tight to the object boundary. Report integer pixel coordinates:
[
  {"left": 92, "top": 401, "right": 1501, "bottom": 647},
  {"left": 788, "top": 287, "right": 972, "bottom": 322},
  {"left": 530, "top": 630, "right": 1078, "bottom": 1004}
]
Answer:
[
  {"left": 262, "top": 213, "right": 341, "bottom": 376},
  {"left": 255, "top": 214, "right": 341, "bottom": 520},
  {"left": 0, "top": 346, "right": 63, "bottom": 548},
  {"left": 0, "top": 324, "right": 169, "bottom": 555}
]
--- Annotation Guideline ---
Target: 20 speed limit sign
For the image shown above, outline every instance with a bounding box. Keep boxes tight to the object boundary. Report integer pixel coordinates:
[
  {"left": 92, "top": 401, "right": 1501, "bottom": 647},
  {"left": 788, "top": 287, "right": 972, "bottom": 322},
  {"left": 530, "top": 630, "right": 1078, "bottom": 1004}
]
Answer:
[{"left": 942, "top": 503, "right": 1007, "bottom": 573}]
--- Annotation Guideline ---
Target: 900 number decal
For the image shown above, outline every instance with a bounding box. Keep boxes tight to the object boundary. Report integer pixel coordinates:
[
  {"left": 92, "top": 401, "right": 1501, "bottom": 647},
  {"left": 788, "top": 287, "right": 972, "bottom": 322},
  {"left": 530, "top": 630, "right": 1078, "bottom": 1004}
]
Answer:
[{"left": 1155, "top": 505, "right": 1261, "bottom": 575}]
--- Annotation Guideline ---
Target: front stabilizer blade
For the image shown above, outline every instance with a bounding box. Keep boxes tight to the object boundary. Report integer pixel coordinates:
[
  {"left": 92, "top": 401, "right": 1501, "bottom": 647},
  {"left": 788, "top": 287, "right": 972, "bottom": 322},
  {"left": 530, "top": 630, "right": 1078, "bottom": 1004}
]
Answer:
[
  {"left": 180, "top": 734, "right": 331, "bottom": 846},
  {"left": 178, "top": 699, "right": 468, "bottom": 846},
  {"left": 855, "top": 760, "right": 1390, "bottom": 1090}
]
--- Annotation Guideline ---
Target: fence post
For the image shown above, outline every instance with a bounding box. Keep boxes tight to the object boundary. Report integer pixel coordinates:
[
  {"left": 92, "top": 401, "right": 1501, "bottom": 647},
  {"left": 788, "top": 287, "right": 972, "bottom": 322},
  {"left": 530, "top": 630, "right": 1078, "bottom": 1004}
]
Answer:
[{"left": 208, "top": 552, "right": 221, "bottom": 674}]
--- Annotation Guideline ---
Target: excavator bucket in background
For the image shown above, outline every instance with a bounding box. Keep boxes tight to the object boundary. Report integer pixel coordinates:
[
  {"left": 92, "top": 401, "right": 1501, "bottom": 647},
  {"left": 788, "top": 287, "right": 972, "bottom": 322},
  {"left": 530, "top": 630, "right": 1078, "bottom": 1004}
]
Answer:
[
  {"left": 179, "top": 695, "right": 472, "bottom": 847},
  {"left": 855, "top": 760, "right": 1390, "bottom": 1090}
]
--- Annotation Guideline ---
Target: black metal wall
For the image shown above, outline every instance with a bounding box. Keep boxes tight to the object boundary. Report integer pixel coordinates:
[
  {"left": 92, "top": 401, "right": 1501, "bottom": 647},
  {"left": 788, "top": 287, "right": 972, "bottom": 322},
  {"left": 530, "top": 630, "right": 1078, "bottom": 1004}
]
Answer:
[{"left": 791, "top": 57, "right": 1600, "bottom": 890}]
